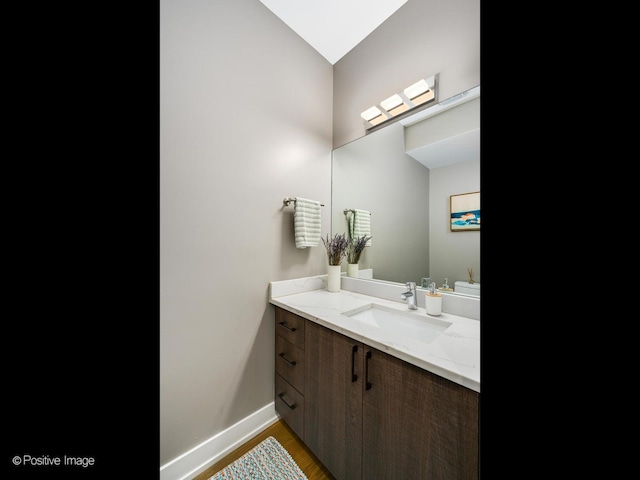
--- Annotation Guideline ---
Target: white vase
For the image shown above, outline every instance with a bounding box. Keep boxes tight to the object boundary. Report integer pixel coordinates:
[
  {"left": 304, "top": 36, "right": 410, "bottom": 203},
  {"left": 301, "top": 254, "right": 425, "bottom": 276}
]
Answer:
[
  {"left": 347, "top": 263, "right": 359, "bottom": 278},
  {"left": 327, "top": 265, "right": 341, "bottom": 292}
]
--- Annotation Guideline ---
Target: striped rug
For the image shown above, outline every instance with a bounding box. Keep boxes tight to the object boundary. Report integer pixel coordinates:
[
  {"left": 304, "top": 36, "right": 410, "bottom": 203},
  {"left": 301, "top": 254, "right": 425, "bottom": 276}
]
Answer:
[{"left": 208, "top": 436, "right": 308, "bottom": 480}]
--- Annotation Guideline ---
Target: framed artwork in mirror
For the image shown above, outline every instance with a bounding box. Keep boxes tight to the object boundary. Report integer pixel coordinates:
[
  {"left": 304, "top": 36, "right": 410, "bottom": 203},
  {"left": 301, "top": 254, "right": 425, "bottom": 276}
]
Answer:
[{"left": 450, "top": 191, "right": 480, "bottom": 231}]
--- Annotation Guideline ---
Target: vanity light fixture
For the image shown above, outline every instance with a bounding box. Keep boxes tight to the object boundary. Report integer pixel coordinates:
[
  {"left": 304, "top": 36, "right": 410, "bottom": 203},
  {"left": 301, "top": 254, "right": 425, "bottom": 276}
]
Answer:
[{"left": 361, "top": 75, "right": 437, "bottom": 130}]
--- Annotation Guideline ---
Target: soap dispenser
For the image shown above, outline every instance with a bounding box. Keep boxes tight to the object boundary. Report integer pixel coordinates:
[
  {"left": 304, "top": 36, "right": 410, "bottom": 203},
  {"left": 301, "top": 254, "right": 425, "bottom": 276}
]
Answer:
[{"left": 425, "top": 282, "right": 442, "bottom": 316}]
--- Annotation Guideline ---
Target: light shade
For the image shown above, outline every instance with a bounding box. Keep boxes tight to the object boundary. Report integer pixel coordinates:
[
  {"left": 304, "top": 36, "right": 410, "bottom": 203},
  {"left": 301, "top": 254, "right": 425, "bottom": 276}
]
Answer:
[
  {"left": 404, "top": 78, "right": 434, "bottom": 107},
  {"left": 361, "top": 106, "right": 383, "bottom": 121},
  {"left": 380, "top": 94, "right": 409, "bottom": 117},
  {"left": 380, "top": 94, "right": 403, "bottom": 110},
  {"left": 404, "top": 79, "right": 430, "bottom": 99}
]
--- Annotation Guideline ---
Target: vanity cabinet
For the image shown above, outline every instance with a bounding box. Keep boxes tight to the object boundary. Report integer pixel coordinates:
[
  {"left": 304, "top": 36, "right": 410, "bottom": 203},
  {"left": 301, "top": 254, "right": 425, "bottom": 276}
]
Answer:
[{"left": 274, "top": 306, "right": 479, "bottom": 480}]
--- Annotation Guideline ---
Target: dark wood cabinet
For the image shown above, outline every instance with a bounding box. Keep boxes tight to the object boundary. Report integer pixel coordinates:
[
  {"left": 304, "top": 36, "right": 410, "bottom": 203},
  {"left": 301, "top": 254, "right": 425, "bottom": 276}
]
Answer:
[
  {"left": 362, "top": 346, "right": 479, "bottom": 480},
  {"left": 304, "top": 320, "right": 363, "bottom": 480},
  {"left": 274, "top": 306, "right": 479, "bottom": 480}
]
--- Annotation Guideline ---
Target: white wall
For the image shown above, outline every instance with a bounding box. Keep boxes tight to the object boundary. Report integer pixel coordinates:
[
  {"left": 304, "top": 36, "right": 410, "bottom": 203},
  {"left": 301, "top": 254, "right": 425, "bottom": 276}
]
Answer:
[{"left": 160, "top": 0, "right": 332, "bottom": 466}]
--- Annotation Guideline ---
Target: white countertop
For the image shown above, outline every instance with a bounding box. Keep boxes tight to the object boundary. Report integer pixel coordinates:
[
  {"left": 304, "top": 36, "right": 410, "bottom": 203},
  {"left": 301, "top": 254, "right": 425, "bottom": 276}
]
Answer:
[{"left": 269, "top": 276, "right": 480, "bottom": 393}]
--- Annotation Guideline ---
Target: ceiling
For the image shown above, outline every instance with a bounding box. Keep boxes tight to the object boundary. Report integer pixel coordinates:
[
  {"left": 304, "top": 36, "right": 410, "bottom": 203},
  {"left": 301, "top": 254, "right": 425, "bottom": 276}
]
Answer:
[
  {"left": 407, "top": 128, "right": 480, "bottom": 169},
  {"left": 258, "top": 0, "right": 408, "bottom": 64}
]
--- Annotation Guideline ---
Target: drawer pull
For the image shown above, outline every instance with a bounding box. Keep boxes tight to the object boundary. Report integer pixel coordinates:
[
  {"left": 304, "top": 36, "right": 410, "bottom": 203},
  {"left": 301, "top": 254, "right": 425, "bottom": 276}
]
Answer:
[
  {"left": 278, "top": 352, "right": 297, "bottom": 366},
  {"left": 278, "top": 392, "right": 296, "bottom": 410},
  {"left": 351, "top": 345, "right": 358, "bottom": 382},
  {"left": 365, "top": 351, "right": 372, "bottom": 390},
  {"left": 278, "top": 321, "right": 297, "bottom": 332}
]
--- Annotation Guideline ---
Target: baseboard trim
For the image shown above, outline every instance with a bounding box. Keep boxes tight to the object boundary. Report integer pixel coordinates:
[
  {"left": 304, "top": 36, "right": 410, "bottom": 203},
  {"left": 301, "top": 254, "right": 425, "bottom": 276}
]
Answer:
[{"left": 160, "top": 402, "right": 279, "bottom": 480}]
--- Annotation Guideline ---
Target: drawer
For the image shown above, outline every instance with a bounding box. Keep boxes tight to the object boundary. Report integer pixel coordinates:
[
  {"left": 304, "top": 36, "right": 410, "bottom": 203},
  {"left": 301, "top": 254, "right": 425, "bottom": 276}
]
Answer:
[
  {"left": 275, "top": 335, "right": 305, "bottom": 394},
  {"left": 275, "top": 308, "right": 305, "bottom": 349},
  {"left": 275, "top": 373, "right": 304, "bottom": 440}
]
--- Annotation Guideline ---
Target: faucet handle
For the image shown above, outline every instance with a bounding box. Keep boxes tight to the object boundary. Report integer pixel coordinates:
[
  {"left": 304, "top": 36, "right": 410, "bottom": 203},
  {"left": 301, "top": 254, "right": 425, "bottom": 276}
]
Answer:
[{"left": 406, "top": 281, "right": 416, "bottom": 289}]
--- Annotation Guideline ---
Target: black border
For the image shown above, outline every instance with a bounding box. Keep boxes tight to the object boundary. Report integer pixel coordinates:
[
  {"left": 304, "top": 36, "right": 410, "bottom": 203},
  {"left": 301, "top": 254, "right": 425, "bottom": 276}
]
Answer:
[{"left": 4, "top": 3, "right": 159, "bottom": 477}]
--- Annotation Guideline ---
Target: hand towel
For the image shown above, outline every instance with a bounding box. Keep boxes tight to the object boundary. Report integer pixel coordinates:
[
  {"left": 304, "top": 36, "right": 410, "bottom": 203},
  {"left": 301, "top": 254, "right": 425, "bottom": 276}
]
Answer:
[
  {"left": 350, "top": 209, "right": 372, "bottom": 246},
  {"left": 294, "top": 197, "right": 321, "bottom": 248}
]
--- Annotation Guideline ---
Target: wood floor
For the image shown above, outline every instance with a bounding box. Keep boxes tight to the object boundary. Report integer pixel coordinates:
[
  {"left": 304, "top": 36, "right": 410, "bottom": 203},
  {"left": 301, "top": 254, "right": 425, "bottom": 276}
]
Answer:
[{"left": 192, "top": 420, "right": 335, "bottom": 480}]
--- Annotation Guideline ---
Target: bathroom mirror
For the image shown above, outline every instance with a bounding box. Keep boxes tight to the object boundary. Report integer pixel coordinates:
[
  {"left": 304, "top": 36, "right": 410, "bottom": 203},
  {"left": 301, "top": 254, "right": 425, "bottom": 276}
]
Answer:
[{"left": 331, "top": 86, "right": 480, "bottom": 296}]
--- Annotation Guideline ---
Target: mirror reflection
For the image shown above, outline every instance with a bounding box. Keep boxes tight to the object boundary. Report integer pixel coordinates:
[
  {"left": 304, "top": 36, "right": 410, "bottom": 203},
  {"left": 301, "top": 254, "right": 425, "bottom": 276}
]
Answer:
[{"left": 331, "top": 86, "right": 480, "bottom": 296}]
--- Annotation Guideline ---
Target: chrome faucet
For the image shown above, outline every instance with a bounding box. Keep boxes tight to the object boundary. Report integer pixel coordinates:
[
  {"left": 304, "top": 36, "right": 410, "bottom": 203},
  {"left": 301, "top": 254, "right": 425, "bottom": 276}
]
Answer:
[{"left": 401, "top": 282, "right": 418, "bottom": 310}]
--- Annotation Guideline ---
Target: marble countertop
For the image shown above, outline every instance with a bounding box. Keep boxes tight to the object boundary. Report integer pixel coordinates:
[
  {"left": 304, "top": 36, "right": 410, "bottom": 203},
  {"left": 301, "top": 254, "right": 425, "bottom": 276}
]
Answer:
[{"left": 269, "top": 276, "right": 480, "bottom": 393}]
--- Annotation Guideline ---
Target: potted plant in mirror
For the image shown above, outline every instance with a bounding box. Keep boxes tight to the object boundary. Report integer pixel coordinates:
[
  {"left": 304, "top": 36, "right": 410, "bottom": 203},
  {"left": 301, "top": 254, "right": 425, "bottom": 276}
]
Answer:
[
  {"left": 346, "top": 235, "right": 372, "bottom": 278},
  {"left": 322, "top": 233, "right": 349, "bottom": 292}
]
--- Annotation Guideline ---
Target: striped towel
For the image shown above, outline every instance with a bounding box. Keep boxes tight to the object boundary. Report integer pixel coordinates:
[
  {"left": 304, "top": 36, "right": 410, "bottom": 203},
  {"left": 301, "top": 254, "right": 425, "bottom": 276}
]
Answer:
[
  {"left": 349, "top": 209, "right": 372, "bottom": 246},
  {"left": 294, "top": 197, "right": 321, "bottom": 248}
]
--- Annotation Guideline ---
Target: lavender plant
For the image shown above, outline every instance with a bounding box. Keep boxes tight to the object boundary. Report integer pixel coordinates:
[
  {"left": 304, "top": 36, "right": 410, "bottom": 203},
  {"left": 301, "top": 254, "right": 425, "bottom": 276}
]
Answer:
[
  {"left": 346, "top": 235, "right": 372, "bottom": 264},
  {"left": 322, "top": 233, "right": 349, "bottom": 266}
]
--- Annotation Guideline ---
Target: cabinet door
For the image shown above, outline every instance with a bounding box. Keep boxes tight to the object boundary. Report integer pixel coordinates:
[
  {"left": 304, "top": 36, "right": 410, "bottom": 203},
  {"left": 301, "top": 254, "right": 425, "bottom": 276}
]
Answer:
[
  {"left": 305, "top": 321, "right": 363, "bottom": 480},
  {"left": 362, "top": 346, "right": 479, "bottom": 480}
]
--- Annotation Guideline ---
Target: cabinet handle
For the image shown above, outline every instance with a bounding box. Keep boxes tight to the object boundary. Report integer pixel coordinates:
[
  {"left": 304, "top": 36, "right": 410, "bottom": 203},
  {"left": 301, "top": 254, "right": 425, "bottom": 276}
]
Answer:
[
  {"left": 278, "top": 352, "right": 297, "bottom": 366},
  {"left": 278, "top": 392, "right": 296, "bottom": 410},
  {"left": 278, "top": 321, "right": 297, "bottom": 332},
  {"left": 365, "top": 351, "right": 372, "bottom": 390},
  {"left": 351, "top": 345, "right": 358, "bottom": 382}
]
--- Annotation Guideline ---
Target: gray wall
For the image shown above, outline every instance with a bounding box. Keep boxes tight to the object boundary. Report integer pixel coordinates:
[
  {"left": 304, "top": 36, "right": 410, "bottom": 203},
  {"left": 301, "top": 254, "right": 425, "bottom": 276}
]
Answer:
[
  {"left": 160, "top": 0, "right": 480, "bottom": 468},
  {"left": 429, "top": 159, "right": 480, "bottom": 287},
  {"left": 160, "top": 0, "right": 332, "bottom": 465},
  {"left": 333, "top": 0, "right": 480, "bottom": 148}
]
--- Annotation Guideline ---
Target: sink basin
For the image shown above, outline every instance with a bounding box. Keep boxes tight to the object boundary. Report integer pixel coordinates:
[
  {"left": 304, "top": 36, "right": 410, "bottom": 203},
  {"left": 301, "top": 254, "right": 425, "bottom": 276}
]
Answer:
[{"left": 342, "top": 303, "right": 452, "bottom": 344}]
